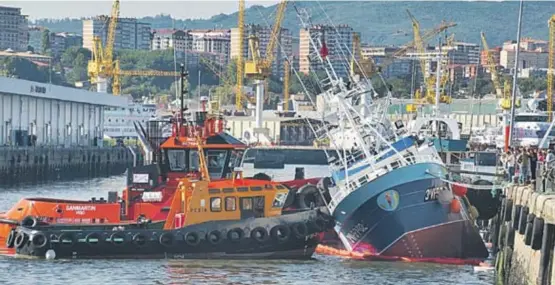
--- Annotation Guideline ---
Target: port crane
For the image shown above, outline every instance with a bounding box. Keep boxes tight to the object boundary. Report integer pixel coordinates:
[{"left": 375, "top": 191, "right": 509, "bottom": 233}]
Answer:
[
  {"left": 235, "top": 0, "right": 245, "bottom": 111},
  {"left": 87, "top": 0, "right": 179, "bottom": 95},
  {"left": 548, "top": 15, "right": 555, "bottom": 120}
]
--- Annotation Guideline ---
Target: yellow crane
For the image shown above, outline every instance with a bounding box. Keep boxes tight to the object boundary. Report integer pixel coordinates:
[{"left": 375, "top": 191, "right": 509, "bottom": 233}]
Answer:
[
  {"left": 283, "top": 60, "right": 290, "bottom": 111},
  {"left": 236, "top": 0, "right": 245, "bottom": 111},
  {"left": 480, "top": 32, "right": 520, "bottom": 110},
  {"left": 350, "top": 33, "right": 374, "bottom": 77},
  {"left": 548, "top": 15, "right": 555, "bottom": 120},
  {"left": 87, "top": 0, "right": 179, "bottom": 95}
]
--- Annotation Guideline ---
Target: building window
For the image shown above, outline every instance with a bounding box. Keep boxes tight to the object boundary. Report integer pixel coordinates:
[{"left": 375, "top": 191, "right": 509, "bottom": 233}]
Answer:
[
  {"left": 210, "top": 197, "right": 221, "bottom": 212},
  {"left": 225, "top": 197, "right": 236, "bottom": 211}
]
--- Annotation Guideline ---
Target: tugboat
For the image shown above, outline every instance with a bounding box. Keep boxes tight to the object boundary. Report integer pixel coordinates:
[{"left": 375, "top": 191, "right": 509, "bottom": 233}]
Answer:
[
  {"left": 295, "top": 8, "right": 488, "bottom": 261},
  {"left": 3, "top": 134, "right": 333, "bottom": 259}
]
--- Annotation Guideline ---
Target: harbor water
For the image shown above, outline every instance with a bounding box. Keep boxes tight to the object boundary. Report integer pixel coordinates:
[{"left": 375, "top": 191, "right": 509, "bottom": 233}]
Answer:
[{"left": 0, "top": 174, "right": 494, "bottom": 285}]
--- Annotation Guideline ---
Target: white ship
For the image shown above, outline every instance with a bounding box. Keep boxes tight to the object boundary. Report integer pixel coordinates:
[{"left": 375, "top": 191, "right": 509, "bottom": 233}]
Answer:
[{"left": 103, "top": 96, "right": 157, "bottom": 139}]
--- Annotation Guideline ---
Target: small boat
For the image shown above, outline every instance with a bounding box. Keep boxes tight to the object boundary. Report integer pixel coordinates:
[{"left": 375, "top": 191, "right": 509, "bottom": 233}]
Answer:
[{"left": 3, "top": 135, "right": 333, "bottom": 259}]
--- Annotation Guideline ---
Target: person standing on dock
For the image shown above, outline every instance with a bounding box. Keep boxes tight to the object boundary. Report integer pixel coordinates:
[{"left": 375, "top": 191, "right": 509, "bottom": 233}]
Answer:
[
  {"left": 530, "top": 148, "right": 538, "bottom": 182},
  {"left": 517, "top": 148, "right": 530, "bottom": 185},
  {"left": 503, "top": 150, "right": 515, "bottom": 182}
]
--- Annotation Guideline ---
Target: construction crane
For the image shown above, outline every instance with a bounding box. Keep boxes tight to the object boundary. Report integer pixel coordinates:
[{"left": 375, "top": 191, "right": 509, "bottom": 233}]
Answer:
[
  {"left": 548, "top": 15, "right": 555, "bottom": 120},
  {"left": 350, "top": 33, "right": 373, "bottom": 77},
  {"left": 480, "top": 32, "right": 519, "bottom": 110},
  {"left": 283, "top": 60, "right": 290, "bottom": 111},
  {"left": 236, "top": 0, "right": 245, "bottom": 111},
  {"left": 87, "top": 0, "right": 179, "bottom": 95}
]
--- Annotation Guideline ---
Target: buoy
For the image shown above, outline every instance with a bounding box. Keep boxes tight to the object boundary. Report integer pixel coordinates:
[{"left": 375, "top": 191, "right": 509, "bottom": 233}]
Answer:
[
  {"left": 450, "top": 199, "right": 461, "bottom": 213},
  {"left": 451, "top": 184, "right": 467, "bottom": 197},
  {"left": 437, "top": 189, "right": 454, "bottom": 205},
  {"left": 45, "top": 249, "right": 56, "bottom": 260}
]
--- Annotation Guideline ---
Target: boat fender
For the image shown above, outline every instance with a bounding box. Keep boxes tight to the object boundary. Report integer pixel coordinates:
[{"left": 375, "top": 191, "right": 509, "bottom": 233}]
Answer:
[
  {"left": 184, "top": 232, "right": 201, "bottom": 246},
  {"left": 511, "top": 205, "right": 522, "bottom": 230},
  {"left": 21, "top": 216, "right": 38, "bottom": 228},
  {"left": 14, "top": 232, "right": 28, "bottom": 249},
  {"left": 110, "top": 232, "right": 127, "bottom": 246},
  {"left": 270, "top": 225, "right": 291, "bottom": 243},
  {"left": 291, "top": 222, "right": 309, "bottom": 238},
  {"left": 31, "top": 233, "right": 48, "bottom": 249},
  {"left": 207, "top": 230, "right": 223, "bottom": 245},
  {"left": 309, "top": 218, "right": 326, "bottom": 232},
  {"left": 253, "top": 173, "right": 272, "bottom": 181},
  {"left": 58, "top": 232, "right": 75, "bottom": 246},
  {"left": 227, "top": 228, "right": 244, "bottom": 242},
  {"left": 524, "top": 213, "right": 535, "bottom": 246},
  {"left": 504, "top": 200, "right": 513, "bottom": 222},
  {"left": 5, "top": 230, "right": 15, "bottom": 248},
  {"left": 132, "top": 233, "right": 148, "bottom": 247},
  {"left": 250, "top": 227, "right": 269, "bottom": 243},
  {"left": 503, "top": 247, "right": 513, "bottom": 284},
  {"left": 297, "top": 184, "right": 324, "bottom": 209},
  {"left": 518, "top": 206, "right": 529, "bottom": 234},
  {"left": 504, "top": 222, "right": 515, "bottom": 249},
  {"left": 531, "top": 217, "right": 545, "bottom": 250},
  {"left": 281, "top": 185, "right": 296, "bottom": 209},
  {"left": 498, "top": 222, "right": 507, "bottom": 248},
  {"left": 85, "top": 232, "right": 102, "bottom": 246},
  {"left": 159, "top": 232, "right": 174, "bottom": 247}
]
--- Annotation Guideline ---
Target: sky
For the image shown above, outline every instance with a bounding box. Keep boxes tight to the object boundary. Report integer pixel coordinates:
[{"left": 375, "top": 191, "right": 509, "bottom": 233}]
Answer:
[{"left": 0, "top": 1, "right": 280, "bottom": 20}]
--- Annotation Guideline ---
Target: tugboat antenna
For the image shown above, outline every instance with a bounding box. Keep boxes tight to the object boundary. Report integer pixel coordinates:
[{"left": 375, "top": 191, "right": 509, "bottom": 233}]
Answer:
[{"left": 179, "top": 64, "right": 189, "bottom": 137}]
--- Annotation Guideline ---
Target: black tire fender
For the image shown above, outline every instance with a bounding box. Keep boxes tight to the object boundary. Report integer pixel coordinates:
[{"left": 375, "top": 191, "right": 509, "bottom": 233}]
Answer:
[
  {"left": 14, "top": 232, "right": 28, "bottom": 249},
  {"left": 31, "top": 233, "right": 48, "bottom": 249},
  {"left": 532, "top": 217, "right": 545, "bottom": 250},
  {"left": 85, "top": 232, "right": 102, "bottom": 246},
  {"left": 505, "top": 222, "right": 515, "bottom": 249},
  {"left": 518, "top": 206, "right": 529, "bottom": 234},
  {"left": 227, "top": 228, "right": 244, "bottom": 242},
  {"left": 512, "top": 205, "right": 522, "bottom": 230},
  {"left": 291, "top": 222, "right": 309, "bottom": 238},
  {"left": 59, "top": 232, "right": 75, "bottom": 246},
  {"left": 296, "top": 184, "right": 324, "bottom": 209},
  {"left": 21, "top": 216, "right": 38, "bottom": 228},
  {"left": 184, "top": 232, "right": 201, "bottom": 246},
  {"left": 207, "top": 230, "right": 223, "bottom": 245},
  {"left": 159, "top": 232, "right": 174, "bottom": 247},
  {"left": 504, "top": 200, "right": 513, "bottom": 222},
  {"left": 270, "top": 225, "right": 291, "bottom": 243},
  {"left": 250, "top": 227, "right": 269, "bottom": 243},
  {"left": 133, "top": 233, "right": 148, "bottom": 247},
  {"left": 5, "top": 230, "right": 15, "bottom": 248},
  {"left": 110, "top": 232, "right": 127, "bottom": 246},
  {"left": 308, "top": 218, "right": 327, "bottom": 232}
]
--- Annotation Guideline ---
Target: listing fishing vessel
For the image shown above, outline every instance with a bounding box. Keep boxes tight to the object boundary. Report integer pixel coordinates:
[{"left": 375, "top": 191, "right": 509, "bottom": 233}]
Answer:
[{"left": 295, "top": 8, "right": 488, "bottom": 260}]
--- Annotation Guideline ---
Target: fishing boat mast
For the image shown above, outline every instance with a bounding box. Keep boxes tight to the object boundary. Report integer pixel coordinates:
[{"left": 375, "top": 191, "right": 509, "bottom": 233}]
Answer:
[{"left": 508, "top": 0, "right": 525, "bottom": 147}]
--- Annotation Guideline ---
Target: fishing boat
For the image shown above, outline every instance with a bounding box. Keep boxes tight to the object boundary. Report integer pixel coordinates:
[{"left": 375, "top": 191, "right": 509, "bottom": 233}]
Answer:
[
  {"left": 5, "top": 135, "right": 332, "bottom": 259},
  {"left": 295, "top": 8, "right": 488, "bottom": 260}
]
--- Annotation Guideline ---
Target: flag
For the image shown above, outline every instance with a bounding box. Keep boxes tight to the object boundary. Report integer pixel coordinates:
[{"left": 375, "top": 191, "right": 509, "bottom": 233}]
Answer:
[{"left": 319, "top": 30, "right": 328, "bottom": 58}]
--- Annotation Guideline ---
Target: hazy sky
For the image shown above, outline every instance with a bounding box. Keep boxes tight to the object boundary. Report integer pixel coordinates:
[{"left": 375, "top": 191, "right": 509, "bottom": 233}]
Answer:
[{"left": 0, "top": 1, "right": 279, "bottom": 20}]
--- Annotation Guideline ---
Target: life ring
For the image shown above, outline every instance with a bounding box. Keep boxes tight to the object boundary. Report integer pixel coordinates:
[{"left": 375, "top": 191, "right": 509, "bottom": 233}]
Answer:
[
  {"left": 518, "top": 206, "right": 529, "bottom": 234},
  {"left": 132, "top": 233, "right": 148, "bottom": 247},
  {"left": 524, "top": 213, "right": 535, "bottom": 246},
  {"left": 5, "top": 230, "right": 15, "bottom": 248},
  {"left": 58, "top": 232, "right": 75, "bottom": 246},
  {"left": 227, "top": 228, "right": 244, "bottom": 242},
  {"left": 31, "top": 233, "right": 48, "bottom": 249},
  {"left": 159, "top": 232, "right": 174, "bottom": 247},
  {"left": 21, "top": 216, "right": 38, "bottom": 228},
  {"left": 14, "top": 232, "right": 28, "bottom": 249},
  {"left": 531, "top": 217, "right": 545, "bottom": 250},
  {"left": 296, "top": 184, "right": 325, "bottom": 209},
  {"left": 207, "top": 230, "right": 223, "bottom": 245},
  {"left": 291, "top": 222, "right": 309, "bottom": 238},
  {"left": 270, "top": 225, "right": 291, "bottom": 243},
  {"left": 110, "top": 232, "right": 126, "bottom": 246},
  {"left": 85, "top": 232, "right": 102, "bottom": 246},
  {"left": 250, "top": 227, "right": 269, "bottom": 243},
  {"left": 184, "top": 232, "right": 201, "bottom": 246}
]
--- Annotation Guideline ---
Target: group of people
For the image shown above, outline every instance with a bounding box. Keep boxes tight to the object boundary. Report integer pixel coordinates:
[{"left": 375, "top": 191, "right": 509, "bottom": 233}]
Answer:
[{"left": 501, "top": 147, "right": 555, "bottom": 185}]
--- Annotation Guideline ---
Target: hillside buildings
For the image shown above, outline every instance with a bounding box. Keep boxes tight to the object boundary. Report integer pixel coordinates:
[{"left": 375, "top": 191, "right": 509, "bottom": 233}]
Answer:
[
  {"left": 0, "top": 6, "right": 29, "bottom": 51},
  {"left": 82, "top": 16, "right": 151, "bottom": 51},
  {"left": 500, "top": 39, "right": 549, "bottom": 70}
]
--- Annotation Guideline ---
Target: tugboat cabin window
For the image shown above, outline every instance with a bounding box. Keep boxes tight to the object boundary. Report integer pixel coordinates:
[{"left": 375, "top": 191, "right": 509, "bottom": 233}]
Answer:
[
  {"left": 272, "top": 193, "right": 288, "bottom": 208},
  {"left": 225, "top": 197, "right": 236, "bottom": 211},
  {"left": 210, "top": 197, "right": 222, "bottom": 212},
  {"left": 206, "top": 150, "right": 227, "bottom": 179},
  {"left": 189, "top": 150, "right": 200, "bottom": 172},
  {"left": 168, "top": 149, "right": 186, "bottom": 171},
  {"left": 242, "top": 197, "right": 253, "bottom": 210},
  {"left": 229, "top": 150, "right": 244, "bottom": 169}
]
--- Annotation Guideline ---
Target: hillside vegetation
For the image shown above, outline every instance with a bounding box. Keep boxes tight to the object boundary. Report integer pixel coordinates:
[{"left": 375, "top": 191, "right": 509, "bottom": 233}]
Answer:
[{"left": 34, "top": 1, "right": 553, "bottom": 46}]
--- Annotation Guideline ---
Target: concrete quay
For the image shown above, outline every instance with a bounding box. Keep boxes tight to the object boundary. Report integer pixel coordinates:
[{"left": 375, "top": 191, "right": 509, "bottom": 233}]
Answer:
[
  {"left": 0, "top": 146, "right": 141, "bottom": 186},
  {"left": 495, "top": 182, "right": 555, "bottom": 285}
]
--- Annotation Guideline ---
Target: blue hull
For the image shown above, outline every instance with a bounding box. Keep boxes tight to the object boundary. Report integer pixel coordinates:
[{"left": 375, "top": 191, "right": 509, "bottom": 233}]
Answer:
[{"left": 333, "top": 162, "right": 488, "bottom": 259}]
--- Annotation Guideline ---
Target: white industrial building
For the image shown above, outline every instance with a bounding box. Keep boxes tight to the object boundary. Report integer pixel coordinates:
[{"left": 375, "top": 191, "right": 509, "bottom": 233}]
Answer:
[{"left": 0, "top": 77, "right": 128, "bottom": 147}]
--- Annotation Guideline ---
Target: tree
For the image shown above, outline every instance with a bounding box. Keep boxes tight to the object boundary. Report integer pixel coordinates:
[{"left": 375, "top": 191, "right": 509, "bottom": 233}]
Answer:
[{"left": 41, "top": 29, "right": 51, "bottom": 55}]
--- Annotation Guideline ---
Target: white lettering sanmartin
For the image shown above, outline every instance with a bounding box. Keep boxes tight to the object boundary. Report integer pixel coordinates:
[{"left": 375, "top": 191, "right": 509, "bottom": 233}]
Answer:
[{"left": 66, "top": 205, "right": 97, "bottom": 211}]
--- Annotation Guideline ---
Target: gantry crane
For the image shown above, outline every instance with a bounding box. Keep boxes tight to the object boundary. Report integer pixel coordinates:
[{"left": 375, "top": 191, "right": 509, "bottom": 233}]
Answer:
[
  {"left": 548, "top": 15, "right": 555, "bottom": 120},
  {"left": 480, "top": 32, "right": 520, "bottom": 110},
  {"left": 87, "top": 0, "right": 179, "bottom": 95}
]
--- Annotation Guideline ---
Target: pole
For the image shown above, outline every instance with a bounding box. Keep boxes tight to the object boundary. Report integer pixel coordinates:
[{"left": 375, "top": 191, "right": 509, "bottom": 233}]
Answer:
[
  {"left": 508, "top": 0, "right": 524, "bottom": 148},
  {"left": 179, "top": 64, "right": 188, "bottom": 137},
  {"left": 198, "top": 69, "right": 201, "bottom": 99}
]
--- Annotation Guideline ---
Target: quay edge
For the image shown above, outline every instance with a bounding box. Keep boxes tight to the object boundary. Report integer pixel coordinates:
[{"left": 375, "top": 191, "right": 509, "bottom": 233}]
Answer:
[
  {"left": 494, "top": 183, "right": 555, "bottom": 285},
  {"left": 0, "top": 146, "right": 142, "bottom": 186}
]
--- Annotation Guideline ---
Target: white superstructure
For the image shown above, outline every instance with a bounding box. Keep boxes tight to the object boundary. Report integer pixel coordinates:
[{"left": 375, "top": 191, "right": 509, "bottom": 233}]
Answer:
[
  {"left": 495, "top": 112, "right": 555, "bottom": 148},
  {"left": 103, "top": 96, "right": 157, "bottom": 139}
]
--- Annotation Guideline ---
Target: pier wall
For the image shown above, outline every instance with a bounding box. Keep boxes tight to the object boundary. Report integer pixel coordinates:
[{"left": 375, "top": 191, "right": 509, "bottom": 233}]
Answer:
[
  {"left": 495, "top": 183, "right": 555, "bottom": 285},
  {"left": 0, "top": 146, "right": 141, "bottom": 186}
]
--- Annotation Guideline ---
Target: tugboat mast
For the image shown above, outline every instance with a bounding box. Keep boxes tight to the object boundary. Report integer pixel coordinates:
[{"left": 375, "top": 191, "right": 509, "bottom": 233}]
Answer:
[{"left": 508, "top": 0, "right": 524, "bottom": 147}]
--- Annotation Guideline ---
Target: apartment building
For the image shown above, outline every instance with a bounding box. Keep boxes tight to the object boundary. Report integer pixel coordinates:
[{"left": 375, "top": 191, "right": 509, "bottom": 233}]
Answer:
[
  {"left": 480, "top": 47, "right": 501, "bottom": 67},
  {"left": 361, "top": 46, "right": 413, "bottom": 78},
  {"left": 230, "top": 24, "right": 292, "bottom": 78},
  {"left": 151, "top": 29, "right": 193, "bottom": 51},
  {"left": 298, "top": 24, "right": 354, "bottom": 79},
  {"left": 83, "top": 16, "right": 151, "bottom": 51},
  {"left": 0, "top": 6, "right": 28, "bottom": 51},
  {"left": 190, "top": 29, "right": 230, "bottom": 64},
  {"left": 500, "top": 38, "right": 549, "bottom": 70}
]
